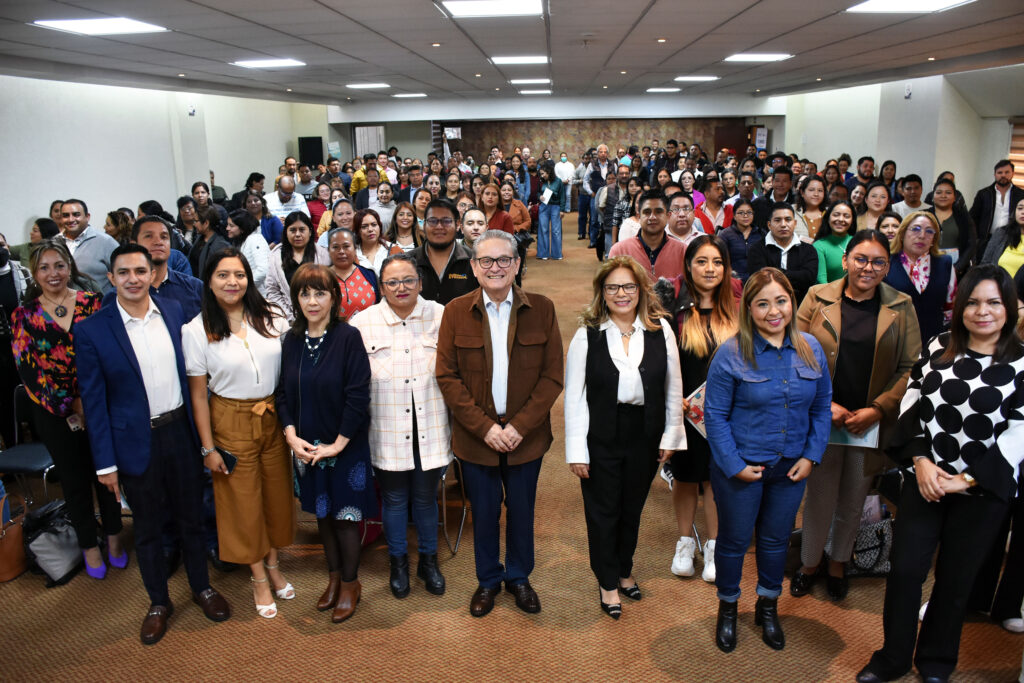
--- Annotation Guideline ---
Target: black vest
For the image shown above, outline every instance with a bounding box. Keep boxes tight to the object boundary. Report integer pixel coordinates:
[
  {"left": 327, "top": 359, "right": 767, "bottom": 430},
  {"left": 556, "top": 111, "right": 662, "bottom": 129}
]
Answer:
[
  {"left": 884, "top": 255, "right": 951, "bottom": 345},
  {"left": 584, "top": 326, "right": 667, "bottom": 441}
]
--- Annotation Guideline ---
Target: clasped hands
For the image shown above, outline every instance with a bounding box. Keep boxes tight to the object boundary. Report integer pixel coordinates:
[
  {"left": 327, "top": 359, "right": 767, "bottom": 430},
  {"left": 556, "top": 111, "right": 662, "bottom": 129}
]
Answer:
[
  {"left": 484, "top": 422, "right": 524, "bottom": 453},
  {"left": 915, "top": 457, "right": 970, "bottom": 502},
  {"left": 831, "top": 403, "right": 882, "bottom": 435},
  {"left": 287, "top": 435, "right": 348, "bottom": 465}
]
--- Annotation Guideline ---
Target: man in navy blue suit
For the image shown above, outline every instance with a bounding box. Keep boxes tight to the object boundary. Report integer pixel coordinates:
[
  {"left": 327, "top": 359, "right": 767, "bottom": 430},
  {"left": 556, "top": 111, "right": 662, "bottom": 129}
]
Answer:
[{"left": 76, "top": 244, "right": 230, "bottom": 645}]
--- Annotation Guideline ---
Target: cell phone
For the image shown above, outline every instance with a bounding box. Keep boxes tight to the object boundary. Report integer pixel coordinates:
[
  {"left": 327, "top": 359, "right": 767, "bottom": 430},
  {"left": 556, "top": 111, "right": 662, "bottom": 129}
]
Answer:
[
  {"left": 66, "top": 414, "right": 84, "bottom": 432},
  {"left": 215, "top": 447, "right": 237, "bottom": 474}
]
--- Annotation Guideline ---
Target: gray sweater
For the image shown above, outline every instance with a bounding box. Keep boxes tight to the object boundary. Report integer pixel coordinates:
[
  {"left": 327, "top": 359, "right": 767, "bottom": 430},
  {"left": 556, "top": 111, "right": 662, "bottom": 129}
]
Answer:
[{"left": 60, "top": 225, "right": 119, "bottom": 293}]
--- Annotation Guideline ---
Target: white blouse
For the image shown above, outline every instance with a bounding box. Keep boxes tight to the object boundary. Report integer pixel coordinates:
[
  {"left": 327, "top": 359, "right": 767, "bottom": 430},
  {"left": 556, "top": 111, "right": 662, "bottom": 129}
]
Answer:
[
  {"left": 356, "top": 241, "right": 396, "bottom": 276},
  {"left": 182, "top": 313, "right": 289, "bottom": 399},
  {"left": 563, "top": 317, "right": 686, "bottom": 464}
]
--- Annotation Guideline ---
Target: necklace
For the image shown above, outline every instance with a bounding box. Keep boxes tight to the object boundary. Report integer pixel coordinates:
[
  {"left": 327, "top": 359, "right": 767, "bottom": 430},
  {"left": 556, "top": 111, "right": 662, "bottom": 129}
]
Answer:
[
  {"left": 42, "top": 289, "right": 72, "bottom": 318},
  {"left": 619, "top": 327, "right": 636, "bottom": 338},
  {"left": 305, "top": 329, "right": 326, "bottom": 359}
]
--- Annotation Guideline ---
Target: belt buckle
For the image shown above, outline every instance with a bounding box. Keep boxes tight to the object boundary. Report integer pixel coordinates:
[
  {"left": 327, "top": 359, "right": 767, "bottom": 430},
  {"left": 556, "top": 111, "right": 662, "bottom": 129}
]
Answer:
[{"left": 150, "top": 414, "right": 159, "bottom": 428}]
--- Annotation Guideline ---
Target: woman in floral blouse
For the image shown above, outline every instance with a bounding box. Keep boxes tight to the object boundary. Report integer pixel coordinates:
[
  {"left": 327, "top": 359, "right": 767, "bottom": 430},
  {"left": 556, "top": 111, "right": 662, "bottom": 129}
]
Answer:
[{"left": 10, "top": 240, "right": 124, "bottom": 579}]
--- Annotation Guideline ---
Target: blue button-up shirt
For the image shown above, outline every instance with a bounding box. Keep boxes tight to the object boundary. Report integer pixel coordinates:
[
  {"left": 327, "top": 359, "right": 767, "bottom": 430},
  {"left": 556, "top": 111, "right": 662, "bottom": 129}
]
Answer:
[{"left": 704, "top": 332, "right": 832, "bottom": 478}]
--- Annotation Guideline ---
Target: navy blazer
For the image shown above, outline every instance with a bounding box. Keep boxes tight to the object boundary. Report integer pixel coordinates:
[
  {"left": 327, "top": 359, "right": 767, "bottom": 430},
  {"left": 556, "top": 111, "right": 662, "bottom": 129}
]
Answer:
[{"left": 75, "top": 296, "right": 197, "bottom": 476}]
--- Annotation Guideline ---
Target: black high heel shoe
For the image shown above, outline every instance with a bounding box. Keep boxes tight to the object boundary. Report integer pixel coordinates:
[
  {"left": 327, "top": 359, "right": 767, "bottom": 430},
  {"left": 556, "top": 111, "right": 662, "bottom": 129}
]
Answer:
[
  {"left": 618, "top": 581, "right": 642, "bottom": 601},
  {"left": 716, "top": 599, "right": 738, "bottom": 652},
  {"left": 600, "top": 588, "right": 622, "bottom": 620},
  {"left": 754, "top": 596, "right": 785, "bottom": 650}
]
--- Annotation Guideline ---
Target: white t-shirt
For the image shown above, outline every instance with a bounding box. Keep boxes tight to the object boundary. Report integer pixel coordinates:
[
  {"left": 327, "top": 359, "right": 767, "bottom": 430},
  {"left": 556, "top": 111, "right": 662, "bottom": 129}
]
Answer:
[{"left": 182, "top": 313, "right": 289, "bottom": 399}]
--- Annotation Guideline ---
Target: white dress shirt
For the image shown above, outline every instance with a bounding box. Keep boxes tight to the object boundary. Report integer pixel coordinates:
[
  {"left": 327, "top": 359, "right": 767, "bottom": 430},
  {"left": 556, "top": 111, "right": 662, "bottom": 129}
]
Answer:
[
  {"left": 265, "top": 192, "right": 310, "bottom": 222},
  {"left": 563, "top": 317, "right": 686, "bottom": 464},
  {"left": 484, "top": 288, "right": 514, "bottom": 416},
  {"left": 994, "top": 186, "right": 1012, "bottom": 231},
  {"left": 765, "top": 232, "right": 800, "bottom": 269},
  {"left": 182, "top": 314, "right": 288, "bottom": 399}
]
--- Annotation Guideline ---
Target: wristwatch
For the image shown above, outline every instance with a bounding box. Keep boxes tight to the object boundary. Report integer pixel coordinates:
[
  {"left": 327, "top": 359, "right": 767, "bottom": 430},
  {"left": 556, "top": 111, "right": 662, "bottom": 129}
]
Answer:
[
  {"left": 962, "top": 472, "right": 978, "bottom": 488},
  {"left": 200, "top": 446, "right": 216, "bottom": 459}
]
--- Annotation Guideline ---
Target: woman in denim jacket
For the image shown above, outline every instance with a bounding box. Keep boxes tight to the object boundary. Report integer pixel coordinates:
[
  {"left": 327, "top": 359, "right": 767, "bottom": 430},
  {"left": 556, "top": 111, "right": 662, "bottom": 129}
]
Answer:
[{"left": 704, "top": 268, "right": 832, "bottom": 654}]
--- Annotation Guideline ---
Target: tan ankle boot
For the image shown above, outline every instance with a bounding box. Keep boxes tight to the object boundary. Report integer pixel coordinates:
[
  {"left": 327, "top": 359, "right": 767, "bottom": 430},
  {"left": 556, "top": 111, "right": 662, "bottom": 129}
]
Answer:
[
  {"left": 317, "top": 572, "right": 341, "bottom": 612},
  {"left": 332, "top": 580, "right": 362, "bottom": 623}
]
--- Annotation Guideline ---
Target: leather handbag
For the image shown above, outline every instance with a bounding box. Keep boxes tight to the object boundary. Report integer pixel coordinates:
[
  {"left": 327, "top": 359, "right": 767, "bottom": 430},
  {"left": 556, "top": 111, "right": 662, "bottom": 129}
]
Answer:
[
  {"left": 24, "top": 500, "right": 83, "bottom": 586},
  {"left": 0, "top": 492, "right": 27, "bottom": 582}
]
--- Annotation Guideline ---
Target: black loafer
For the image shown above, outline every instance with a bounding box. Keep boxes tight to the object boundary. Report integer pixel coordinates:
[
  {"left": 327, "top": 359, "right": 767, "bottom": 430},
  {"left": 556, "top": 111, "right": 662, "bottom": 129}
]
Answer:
[
  {"left": 826, "top": 573, "right": 849, "bottom": 602},
  {"left": 790, "top": 571, "right": 816, "bottom": 597},
  {"left": 854, "top": 666, "right": 886, "bottom": 683}
]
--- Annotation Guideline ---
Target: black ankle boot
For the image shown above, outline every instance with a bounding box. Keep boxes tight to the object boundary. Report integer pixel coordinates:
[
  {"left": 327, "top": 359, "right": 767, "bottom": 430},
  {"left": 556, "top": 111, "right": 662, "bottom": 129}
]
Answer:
[
  {"left": 754, "top": 596, "right": 785, "bottom": 650},
  {"left": 389, "top": 554, "right": 410, "bottom": 599},
  {"left": 416, "top": 553, "right": 445, "bottom": 595},
  {"left": 716, "top": 599, "right": 738, "bottom": 653}
]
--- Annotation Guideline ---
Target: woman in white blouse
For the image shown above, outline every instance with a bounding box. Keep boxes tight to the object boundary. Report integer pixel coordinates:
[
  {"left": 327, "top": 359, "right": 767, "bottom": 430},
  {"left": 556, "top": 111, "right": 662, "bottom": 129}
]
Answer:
[
  {"left": 564, "top": 255, "right": 686, "bottom": 619},
  {"left": 353, "top": 208, "right": 400, "bottom": 277},
  {"left": 225, "top": 210, "right": 269, "bottom": 295},
  {"left": 348, "top": 253, "right": 452, "bottom": 599},
  {"left": 183, "top": 248, "right": 295, "bottom": 620}
]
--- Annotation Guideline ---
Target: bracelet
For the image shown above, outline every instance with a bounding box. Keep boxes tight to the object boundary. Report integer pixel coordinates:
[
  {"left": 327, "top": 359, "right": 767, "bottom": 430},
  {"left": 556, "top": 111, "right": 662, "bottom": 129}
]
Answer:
[
  {"left": 912, "top": 455, "right": 927, "bottom": 462},
  {"left": 200, "top": 446, "right": 216, "bottom": 458}
]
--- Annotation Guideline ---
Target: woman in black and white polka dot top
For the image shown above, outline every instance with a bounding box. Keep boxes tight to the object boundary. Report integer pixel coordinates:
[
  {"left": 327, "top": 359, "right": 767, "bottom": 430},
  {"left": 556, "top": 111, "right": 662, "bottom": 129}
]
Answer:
[{"left": 858, "top": 264, "right": 1024, "bottom": 683}]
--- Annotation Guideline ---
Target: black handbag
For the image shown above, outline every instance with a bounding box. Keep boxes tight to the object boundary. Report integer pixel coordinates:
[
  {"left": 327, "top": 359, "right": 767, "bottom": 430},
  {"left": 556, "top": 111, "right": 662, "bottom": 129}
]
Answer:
[
  {"left": 23, "top": 500, "right": 84, "bottom": 587},
  {"left": 847, "top": 517, "right": 894, "bottom": 577}
]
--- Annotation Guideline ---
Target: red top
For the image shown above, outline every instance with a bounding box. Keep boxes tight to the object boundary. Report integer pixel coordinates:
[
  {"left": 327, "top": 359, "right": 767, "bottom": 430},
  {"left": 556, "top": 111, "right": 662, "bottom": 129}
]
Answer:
[
  {"left": 486, "top": 210, "right": 515, "bottom": 234},
  {"left": 335, "top": 267, "right": 377, "bottom": 320}
]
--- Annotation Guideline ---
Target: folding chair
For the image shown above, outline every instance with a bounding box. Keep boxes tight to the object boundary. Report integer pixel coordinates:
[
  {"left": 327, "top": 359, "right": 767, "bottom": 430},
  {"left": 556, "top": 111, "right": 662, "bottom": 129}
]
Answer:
[{"left": 0, "top": 385, "right": 55, "bottom": 506}]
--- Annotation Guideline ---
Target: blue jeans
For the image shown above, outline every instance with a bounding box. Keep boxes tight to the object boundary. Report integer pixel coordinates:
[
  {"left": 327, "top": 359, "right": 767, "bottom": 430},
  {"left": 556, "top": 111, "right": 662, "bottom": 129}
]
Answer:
[
  {"left": 589, "top": 195, "right": 601, "bottom": 246},
  {"left": 537, "top": 204, "right": 562, "bottom": 259},
  {"left": 711, "top": 457, "right": 806, "bottom": 602},
  {"left": 561, "top": 187, "right": 571, "bottom": 213},
  {"left": 374, "top": 464, "right": 443, "bottom": 556},
  {"left": 460, "top": 455, "right": 543, "bottom": 588},
  {"left": 577, "top": 192, "right": 590, "bottom": 237}
]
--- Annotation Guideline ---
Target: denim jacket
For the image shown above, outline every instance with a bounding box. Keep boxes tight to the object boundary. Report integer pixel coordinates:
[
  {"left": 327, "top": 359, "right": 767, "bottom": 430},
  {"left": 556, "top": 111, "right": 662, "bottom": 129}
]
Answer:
[{"left": 704, "top": 332, "right": 832, "bottom": 478}]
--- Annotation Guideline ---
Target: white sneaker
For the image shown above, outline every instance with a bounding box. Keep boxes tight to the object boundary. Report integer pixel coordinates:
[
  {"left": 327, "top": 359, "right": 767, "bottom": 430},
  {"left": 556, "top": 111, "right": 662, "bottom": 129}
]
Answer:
[
  {"left": 1002, "top": 617, "right": 1024, "bottom": 633},
  {"left": 701, "top": 540, "right": 717, "bottom": 583},
  {"left": 672, "top": 536, "right": 696, "bottom": 576},
  {"left": 659, "top": 464, "right": 674, "bottom": 491},
  {"left": 919, "top": 601, "right": 929, "bottom": 622}
]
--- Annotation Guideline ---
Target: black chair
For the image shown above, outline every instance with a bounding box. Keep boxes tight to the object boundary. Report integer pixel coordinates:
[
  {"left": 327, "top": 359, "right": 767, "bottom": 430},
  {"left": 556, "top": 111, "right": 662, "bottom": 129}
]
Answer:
[{"left": 0, "top": 385, "right": 55, "bottom": 505}]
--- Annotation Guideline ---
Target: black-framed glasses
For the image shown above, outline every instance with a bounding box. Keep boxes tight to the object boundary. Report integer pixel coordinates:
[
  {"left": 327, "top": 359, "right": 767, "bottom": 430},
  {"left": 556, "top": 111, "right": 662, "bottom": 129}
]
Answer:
[
  {"left": 424, "top": 217, "right": 456, "bottom": 228},
  {"left": 474, "top": 256, "right": 516, "bottom": 269},
  {"left": 851, "top": 255, "right": 888, "bottom": 270},
  {"left": 603, "top": 283, "right": 639, "bottom": 295},
  {"left": 382, "top": 276, "right": 420, "bottom": 290}
]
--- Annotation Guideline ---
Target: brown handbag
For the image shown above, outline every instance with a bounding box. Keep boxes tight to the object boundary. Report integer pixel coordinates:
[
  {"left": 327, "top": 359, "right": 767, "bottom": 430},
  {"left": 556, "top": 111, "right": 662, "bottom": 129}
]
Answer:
[{"left": 0, "top": 492, "right": 27, "bottom": 582}]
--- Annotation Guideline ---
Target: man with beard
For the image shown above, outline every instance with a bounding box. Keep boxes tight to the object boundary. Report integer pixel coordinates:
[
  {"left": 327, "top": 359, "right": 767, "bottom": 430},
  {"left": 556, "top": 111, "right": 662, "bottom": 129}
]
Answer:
[
  {"left": 970, "top": 159, "right": 1024, "bottom": 248},
  {"left": 844, "top": 155, "right": 876, "bottom": 193},
  {"left": 608, "top": 191, "right": 685, "bottom": 281},
  {"left": 412, "top": 198, "right": 479, "bottom": 304}
]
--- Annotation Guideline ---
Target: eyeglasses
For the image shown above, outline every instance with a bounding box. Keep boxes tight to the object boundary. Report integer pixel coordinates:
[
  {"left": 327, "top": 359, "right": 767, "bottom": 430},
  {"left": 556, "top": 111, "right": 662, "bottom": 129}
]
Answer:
[
  {"left": 424, "top": 217, "right": 456, "bottom": 228},
  {"left": 735, "top": 210, "right": 754, "bottom": 217},
  {"left": 668, "top": 207, "right": 693, "bottom": 215},
  {"left": 907, "top": 226, "right": 937, "bottom": 238},
  {"left": 382, "top": 276, "right": 420, "bottom": 290},
  {"left": 474, "top": 256, "right": 516, "bottom": 269},
  {"left": 603, "top": 283, "right": 639, "bottom": 295},
  {"left": 851, "top": 255, "right": 889, "bottom": 270}
]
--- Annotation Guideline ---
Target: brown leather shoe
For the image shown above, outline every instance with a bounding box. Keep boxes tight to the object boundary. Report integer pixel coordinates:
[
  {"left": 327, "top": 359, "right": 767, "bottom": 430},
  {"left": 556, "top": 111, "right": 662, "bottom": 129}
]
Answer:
[
  {"left": 192, "top": 588, "right": 231, "bottom": 622},
  {"left": 140, "top": 603, "right": 173, "bottom": 645},
  {"left": 470, "top": 585, "right": 501, "bottom": 617},
  {"left": 318, "top": 572, "right": 342, "bottom": 612},
  {"left": 506, "top": 581, "right": 541, "bottom": 613},
  {"left": 332, "top": 580, "right": 362, "bottom": 623}
]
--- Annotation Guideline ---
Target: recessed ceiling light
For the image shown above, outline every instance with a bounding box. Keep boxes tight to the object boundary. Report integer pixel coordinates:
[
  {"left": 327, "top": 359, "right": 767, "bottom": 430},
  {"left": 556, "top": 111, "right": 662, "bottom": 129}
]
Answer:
[
  {"left": 177, "top": 73, "right": 186, "bottom": 77},
  {"left": 442, "top": 0, "right": 542, "bottom": 17},
  {"left": 346, "top": 82, "right": 389, "bottom": 89},
  {"left": 928, "top": 56, "right": 936, "bottom": 61},
  {"left": 725, "top": 53, "right": 792, "bottom": 62},
  {"left": 816, "top": 77, "right": 822, "bottom": 81},
  {"left": 475, "top": 73, "right": 482, "bottom": 77},
  {"left": 646, "top": 87, "right": 680, "bottom": 93},
  {"left": 755, "top": 89, "right": 761, "bottom": 92},
  {"left": 657, "top": 38, "right": 666, "bottom": 43},
  {"left": 233, "top": 58, "right": 305, "bottom": 68},
  {"left": 393, "top": 93, "right": 427, "bottom": 98},
  {"left": 519, "top": 89, "right": 551, "bottom": 95},
  {"left": 620, "top": 70, "right": 627, "bottom": 74},
  {"left": 846, "top": 0, "right": 975, "bottom": 12},
  {"left": 346, "top": 97, "right": 352, "bottom": 100},
  {"left": 286, "top": 88, "right": 292, "bottom": 92},
  {"left": 602, "top": 85, "right": 608, "bottom": 89},
  {"left": 510, "top": 78, "right": 551, "bottom": 84},
  {"left": 674, "top": 75, "right": 719, "bottom": 82},
  {"left": 432, "top": 42, "right": 441, "bottom": 47},
  {"left": 495, "top": 87, "right": 500, "bottom": 90},
  {"left": 32, "top": 17, "right": 168, "bottom": 35},
  {"left": 491, "top": 55, "right": 548, "bottom": 65}
]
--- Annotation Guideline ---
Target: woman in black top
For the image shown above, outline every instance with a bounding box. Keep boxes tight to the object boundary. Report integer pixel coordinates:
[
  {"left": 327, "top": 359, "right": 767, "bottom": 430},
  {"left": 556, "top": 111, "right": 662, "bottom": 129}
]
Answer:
[{"left": 857, "top": 264, "right": 1024, "bottom": 683}]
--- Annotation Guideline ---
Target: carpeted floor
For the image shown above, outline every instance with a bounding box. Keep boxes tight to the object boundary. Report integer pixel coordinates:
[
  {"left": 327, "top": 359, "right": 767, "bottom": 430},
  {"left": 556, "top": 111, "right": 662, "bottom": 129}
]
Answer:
[{"left": 2, "top": 220, "right": 1021, "bottom": 682}]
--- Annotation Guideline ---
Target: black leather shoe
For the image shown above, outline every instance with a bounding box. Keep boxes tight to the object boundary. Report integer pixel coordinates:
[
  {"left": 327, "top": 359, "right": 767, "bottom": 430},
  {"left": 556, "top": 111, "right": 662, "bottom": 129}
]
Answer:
[
  {"left": 754, "top": 596, "right": 785, "bottom": 650},
  {"left": 390, "top": 554, "right": 410, "bottom": 598},
  {"left": 790, "top": 570, "right": 816, "bottom": 597},
  {"left": 600, "top": 589, "right": 622, "bottom": 620},
  {"left": 716, "top": 599, "right": 738, "bottom": 653},
  {"left": 416, "top": 553, "right": 445, "bottom": 595},
  {"left": 826, "top": 572, "right": 849, "bottom": 602},
  {"left": 920, "top": 676, "right": 948, "bottom": 683},
  {"left": 618, "top": 582, "right": 642, "bottom": 601},
  {"left": 854, "top": 666, "right": 887, "bottom": 683},
  {"left": 470, "top": 585, "right": 500, "bottom": 617},
  {"left": 207, "top": 548, "right": 239, "bottom": 573},
  {"left": 506, "top": 581, "right": 541, "bottom": 614},
  {"left": 164, "top": 548, "right": 181, "bottom": 578}
]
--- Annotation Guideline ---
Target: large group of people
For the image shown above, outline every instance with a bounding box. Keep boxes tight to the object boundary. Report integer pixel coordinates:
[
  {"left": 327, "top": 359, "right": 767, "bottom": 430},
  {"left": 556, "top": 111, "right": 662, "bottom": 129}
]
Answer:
[{"left": 2, "top": 139, "right": 1023, "bottom": 683}]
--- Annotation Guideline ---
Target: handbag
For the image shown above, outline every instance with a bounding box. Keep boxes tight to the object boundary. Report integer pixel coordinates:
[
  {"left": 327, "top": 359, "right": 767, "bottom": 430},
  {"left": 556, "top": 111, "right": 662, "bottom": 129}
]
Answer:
[
  {"left": 23, "top": 500, "right": 83, "bottom": 587},
  {"left": 847, "top": 517, "right": 894, "bottom": 577},
  {"left": 0, "top": 492, "right": 27, "bottom": 582}
]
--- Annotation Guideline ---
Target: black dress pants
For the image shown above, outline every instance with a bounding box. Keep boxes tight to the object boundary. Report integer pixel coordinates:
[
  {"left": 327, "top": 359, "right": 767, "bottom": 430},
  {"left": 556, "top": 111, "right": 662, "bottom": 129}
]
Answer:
[
  {"left": 869, "top": 480, "right": 1009, "bottom": 680},
  {"left": 580, "top": 405, "right": 660, "bottom": 591},
  {"left": 30, "top": 402, "right": 122, "bottom": 549},
  {"left": 120, "top": 415, "right": 210, "bottom": 606},
  {"left": 968, "top": 486, "right": 1024, "bottom": 621}
]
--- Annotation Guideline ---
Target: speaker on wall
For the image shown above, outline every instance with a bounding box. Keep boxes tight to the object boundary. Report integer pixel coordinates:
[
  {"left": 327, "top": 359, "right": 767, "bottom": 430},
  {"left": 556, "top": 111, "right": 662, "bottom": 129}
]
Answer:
[{"left": 298, "top": 136, "right": 323, "bottom": 167}]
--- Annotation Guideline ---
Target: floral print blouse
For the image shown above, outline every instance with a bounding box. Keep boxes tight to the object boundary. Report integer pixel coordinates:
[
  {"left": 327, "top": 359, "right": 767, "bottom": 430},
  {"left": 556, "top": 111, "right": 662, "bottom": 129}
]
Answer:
[{"left": 10, "top": 291, "right": 102, "bottom": 417}]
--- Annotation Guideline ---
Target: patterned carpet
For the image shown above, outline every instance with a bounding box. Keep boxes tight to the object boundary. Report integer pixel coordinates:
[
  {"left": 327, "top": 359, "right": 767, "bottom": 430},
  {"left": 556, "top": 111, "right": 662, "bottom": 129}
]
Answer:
[{"left": 2, "top": 227, "right": 1021, "bottom": 682}]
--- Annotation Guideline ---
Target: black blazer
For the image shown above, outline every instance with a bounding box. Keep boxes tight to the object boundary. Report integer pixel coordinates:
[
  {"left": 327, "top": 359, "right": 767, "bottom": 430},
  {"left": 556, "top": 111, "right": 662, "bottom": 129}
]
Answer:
[
  {"left": 354, "top": 188, "right": 371, "bottom": 211},
  {"left": 398, "top": 186, "right": 423, "bottom": 204},
  {"left": 747, "top": 240, "right": 819, "bottom": 304},
  {"left": 969, "top": 183, "right": 1024, "bottom": 244}
]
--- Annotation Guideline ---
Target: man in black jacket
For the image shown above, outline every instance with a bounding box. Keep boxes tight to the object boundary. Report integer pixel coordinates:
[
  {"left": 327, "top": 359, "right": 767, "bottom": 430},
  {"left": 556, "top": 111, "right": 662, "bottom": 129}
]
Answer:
[
  {"left": 227, "top": 172, "right": 265, "bottom": 212},
  {"left": 746, "top": 203, "right": 818, "bottom": 304},
  {"left": 751, "top": 167, "right": 794, "bottom": 230},
  {"left": 969, "top": 159, "right": 1024, "bottom": 251},
  {"left": 354, "top": 168, "right": 381, "bottom": 210},
  {"left": 653, "top": 139, "right": 682, "bottom": 177}
]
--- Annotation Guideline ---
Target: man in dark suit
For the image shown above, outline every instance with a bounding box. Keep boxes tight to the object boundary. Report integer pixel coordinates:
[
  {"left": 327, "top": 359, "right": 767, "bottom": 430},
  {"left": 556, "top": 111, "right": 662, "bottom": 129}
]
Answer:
[
  {"left": 969, "top": 159, "right": 1024, "bottom": 251},
  {"left": 76, "top": 244, "right": 230, "bottom": 645},
  {"left": 398, "top": 165, "right": 424, "bottom": 204},
  {"left": 354, "top": 167, "right": 381, "bottom": 210}
]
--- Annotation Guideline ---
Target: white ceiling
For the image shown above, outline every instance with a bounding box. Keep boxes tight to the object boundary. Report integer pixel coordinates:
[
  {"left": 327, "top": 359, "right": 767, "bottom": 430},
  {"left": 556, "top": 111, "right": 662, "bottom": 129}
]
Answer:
[{"left": 0, "top": 0, "right": 1022, "bottom": 104}]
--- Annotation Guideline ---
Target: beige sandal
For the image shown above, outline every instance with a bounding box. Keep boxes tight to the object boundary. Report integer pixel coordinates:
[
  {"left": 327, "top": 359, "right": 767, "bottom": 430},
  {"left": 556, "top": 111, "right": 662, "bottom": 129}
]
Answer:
[{"left": 251, "top": 576, "right": 278, "bottom": 618}]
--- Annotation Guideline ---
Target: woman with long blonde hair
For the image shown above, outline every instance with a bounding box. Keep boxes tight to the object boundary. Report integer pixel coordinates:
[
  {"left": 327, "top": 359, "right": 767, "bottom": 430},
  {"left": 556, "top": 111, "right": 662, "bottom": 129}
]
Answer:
[{"left": 564, "top": 255, "right": 685, "bottom": 619}]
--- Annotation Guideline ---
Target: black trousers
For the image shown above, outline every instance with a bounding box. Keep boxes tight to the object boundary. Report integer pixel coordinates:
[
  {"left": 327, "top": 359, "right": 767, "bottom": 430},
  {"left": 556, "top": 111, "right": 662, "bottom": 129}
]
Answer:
[
  {"left": 968, "top": 489, "right": 1024, "bottom": 620},
  {"left": 30, "top": 402, "right": 122, "bottom": 549},
  {"left": 121, "top": 415, "right": 210, "bottom": 606},
  {"left": 869, "top": 480, "right": 1009, "bottom": 679},
  {"left": 579, "top": 405, "right": 660, "bottom": 591}
]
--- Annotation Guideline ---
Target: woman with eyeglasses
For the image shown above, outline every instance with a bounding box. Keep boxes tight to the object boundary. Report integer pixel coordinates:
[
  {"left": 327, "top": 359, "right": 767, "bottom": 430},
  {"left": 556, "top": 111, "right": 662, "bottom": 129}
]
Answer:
[
  {"left": 794, "top": 230, "right": 921, "bottom": 603},
  {"left": 884, "top": 212, "right": 957, "bottom": 345},
  {"left": 327, "top": 228, "right": 378, "bottom": 319},
  {"left": 564, "top": 255, "right": 684, "bottom": 619},
  {"left": 348, "top": 253, "right": 451, "bottom": 600},
  {"left": 857, "top": 264, "right": 1024, "bottom": 683},
  {"left": 718, "top": 198, "right": 765, "bottom": 283}
]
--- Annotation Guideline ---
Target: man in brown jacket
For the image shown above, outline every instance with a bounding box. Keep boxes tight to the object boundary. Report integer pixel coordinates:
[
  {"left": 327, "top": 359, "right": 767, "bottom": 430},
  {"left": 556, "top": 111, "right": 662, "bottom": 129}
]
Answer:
[{"left": 436, "top": 230, "right": 564, "bottom": 618}]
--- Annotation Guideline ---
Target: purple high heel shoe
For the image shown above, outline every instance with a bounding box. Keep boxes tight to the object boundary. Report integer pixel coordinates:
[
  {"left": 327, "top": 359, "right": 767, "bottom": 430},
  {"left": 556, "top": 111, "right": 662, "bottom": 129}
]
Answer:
[
  {"left": 108, "top": 548, "right": 129, "bottom": 570},
  {"left": 83, "top": 551, "right": 108, "bottom": 580}
]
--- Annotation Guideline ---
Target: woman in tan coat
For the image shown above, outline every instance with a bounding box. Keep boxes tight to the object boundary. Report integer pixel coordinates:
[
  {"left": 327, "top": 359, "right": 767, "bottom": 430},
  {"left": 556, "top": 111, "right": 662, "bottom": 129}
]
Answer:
[{"left": 792, "top": 229, "right": 921, "bottom": 601}]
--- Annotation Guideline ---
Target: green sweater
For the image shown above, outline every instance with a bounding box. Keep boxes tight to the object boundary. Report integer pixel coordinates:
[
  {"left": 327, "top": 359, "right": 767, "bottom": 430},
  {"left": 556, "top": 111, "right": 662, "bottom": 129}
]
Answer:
[{"left": 814, "top": 233, "right": 852, "bottom": 284}]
